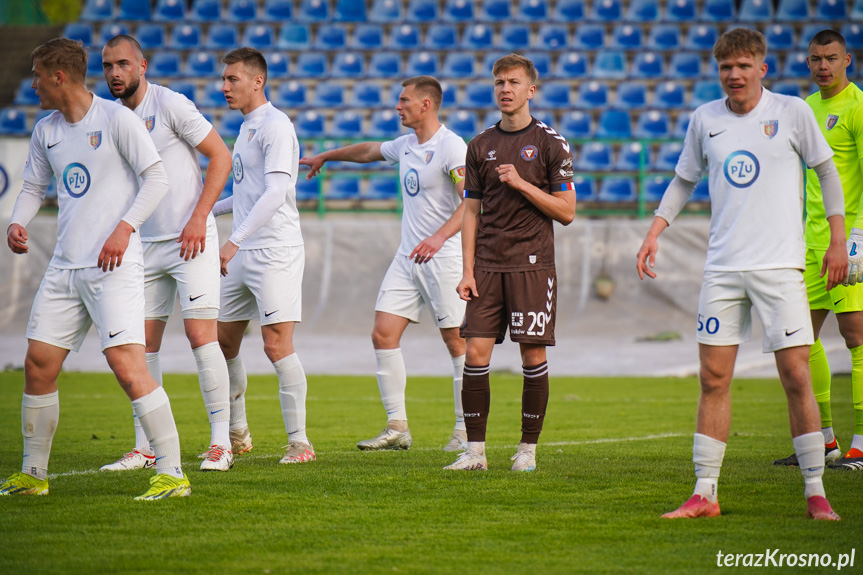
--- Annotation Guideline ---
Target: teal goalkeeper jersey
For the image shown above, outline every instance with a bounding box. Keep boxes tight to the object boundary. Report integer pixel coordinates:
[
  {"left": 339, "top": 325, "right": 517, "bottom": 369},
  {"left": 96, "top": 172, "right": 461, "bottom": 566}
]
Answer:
[{"left": 805, "top": 82, "right": 863, "bottom": 250}]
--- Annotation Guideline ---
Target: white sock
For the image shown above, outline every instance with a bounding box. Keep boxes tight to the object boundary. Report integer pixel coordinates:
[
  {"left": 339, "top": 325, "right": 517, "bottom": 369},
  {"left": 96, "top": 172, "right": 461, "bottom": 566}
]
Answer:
[
  {"left": 793, "top": 431, "right": 826, "bottom": 499},
  {"left": 132, "top": 387, "right": 183, "bottom": 478},
  {"left": 145, "top": 351, "right": 163, "bottom": 386},
  {"left": 274, "top": 353, "right": 309, "bottom": 444},
  {"left": 21, "top": 392, "right": 59, "bottom": 481},
  {"left": 375, "top": 348, "right": 407, "bottom": 421},
  {"left": 692, "top": 433, "right": 725, "bottom": 503},
  {"left": 193, "top": 342, "right": 230, "bottom": 448},
  {"left": 821, "top": 427, "right": 835, "bottom": 444},
  {"left": 133, "top": 352, "right": 163, "bottom": 453},
  {"left": 452, "top": 354, "right": 466, "bottom": 431},
  {"left": 851, "top": 434, "right": 863, "bottom": 452},
  {"left": 226, "top": 356, "right": 248, "bottom": 431},
  {"left": 467, "top": 441, "right": 486, "bottom": 456}
]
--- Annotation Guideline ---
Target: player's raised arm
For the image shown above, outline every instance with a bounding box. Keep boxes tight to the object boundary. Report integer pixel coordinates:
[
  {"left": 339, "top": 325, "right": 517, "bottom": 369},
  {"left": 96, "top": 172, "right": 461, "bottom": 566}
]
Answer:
[{"left": 299, "top": 142, "right": 385, "bottom": 179}]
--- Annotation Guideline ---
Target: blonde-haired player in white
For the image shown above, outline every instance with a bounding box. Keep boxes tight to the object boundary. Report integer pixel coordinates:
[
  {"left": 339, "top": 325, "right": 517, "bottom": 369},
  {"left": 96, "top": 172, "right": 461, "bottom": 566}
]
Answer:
[
  {"left": 213, "top": 47, "right": 314, "bottom": 464},
  {"left": 637, "top": 28, "right": 845, "bottom": 520},
  {"left": 1, "top": 38, "right": 189, "bottom": 499},
  {"left": 300, "top": 76, "right": 468, "bottom": 452},
  {"left": 97, "top": 35, "right": 235, "bottom": 472}
]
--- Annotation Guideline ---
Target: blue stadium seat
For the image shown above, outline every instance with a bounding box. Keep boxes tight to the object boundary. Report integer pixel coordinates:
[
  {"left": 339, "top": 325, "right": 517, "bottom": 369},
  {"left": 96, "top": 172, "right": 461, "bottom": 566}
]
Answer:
[
  {"left": 296, "top": 179, "right": 320, "bottom": 202},
  {"left": 593, "top": 51, "right": 627, "bottom": 79},
  {"left": 763, "top": 53, "right": 779, "bottom": 77},
  {"left": 81, "top": 0, "right": 114, "bottom": 21},
  {"left": 700, "top": 0, "right": 736, "bottom": 21},
  {"left": 654, "top": 81, "right": 686, "bottom": 109},
  {"left": 168, "top": 81, "right": 196, "bottom": 104},
  {"left": 599, "top": 177, "right": 637, "bottom": 202},
  {"left": 274, "top": 81, "right": 307, "bottom": 108},
  {"left": 573, "top": 176, "right": 598, "bottom": 201},
  {"left": 668, "top": 52, "right": 702, "bottom": 80},
  {"left": 93, "top": 81, "right": 114, "bottom": 100},
  {"left": 137, "top": 24, "right": 166, "bottom": 50},
  {"left": 738, "top": 0, "right": 774, "bottom": 19},
  {"left": 243, "top": 25, "right": 275, "bottom": 50},
  {"left": 327, "top": 178, "right": 362, "bottom": 200},
  {"left": 295, "top": 52, "right": 329, "bottom": 78},
  {"left": 541, "top": 82, "right": 572, "bottom": 109},
  {"left": 337, "top": 0, "right": 368, "bottom": 20},
  {"left": 771, "top": 81, "right": 803, "bottom": 98},
  {"left": 444, "top": 0, "right": 475, "bottom": 21},
  {"left": 226, "top": 0, "right": 257, "bottom": 22},
  {"left": 537, "top": 24, "right": 570, "bottom": 50},
  {"left": 764, "top": 24, "right": 795, "bottom": 50},
  {"left": 593, "top": 0, "right": 623, "bottom": 21},
  {"left": 463, "top": 84, "right": 494, "bottom": 108},
  {"left": 365, "top": 177, "right": 399, "bottom": 200},
  {"left": 532, "top": 111, "right": 555, "bottom": 126},
  {"left": 613, "top": 24, "right": 643, "bottom": 49},
  {"left": 853, "top": 0, "right": 863, "bottom": 18},
  {"left": 205, "top": 24, "right": 237, "bottom": 50},
  {"left": 480, "top": 110, "right": 501, "bottom": 127},
  {"left": 673, "top": 111, "right": 691, "bottom": 138},
  {"left": 560, "top": 111, "right": 594, "bottom": 139},
  {"left": 198, "top": 82, "right": 226, "bottom": 108},
  {"left": 500, "top": 24, "right": 531, "bottom": 51},
  {"left": 574, "top": 24, "right": 605, "bottom": 50},
  {"left": 555, "top": 0, "right": 587, "bottom": 20},
  {"left": 369, "top": 0, "right": 403, "bottom": 22},
  {"left": 578, "top": 142, "right": 614, "bottom": 171},
  {"left": 315, "top": 82, "right": 345, "bottom": 108},
  {"left": 331, "top": 111, "right": 364, "bottom": 139},
  {"left": 446, "top": 111, "right": 479, "bottom": 136},
  {"left": 685, "top": 25, "right": 718, "bottom": 51},
  {"left": 87, "top": 49, "right": 103, "bottom": 77},
  {"left": 119, "top": 0, "right": 150, "bottom": 20},
  {"left": 170, "top": 24, "right": 202, "bottom": 50},
  {"left": 150, "top": 52, "right": 182, "bottom": 78},
  {"left": 615, "top": 142, "right": 651, "bottom": 171},
  {"left": 368, "top": 52, "right": 403, "bottom": 78},
  {"left": 265, "top": 52, "right": 290, "bottom": 79},
  {"left": 261, "top": 0, "right": 292, "bottom": 20},
  {"left": 635, "top": 110, "right": 671, "bottom": 139},
  {"left": 389, "top": 24, "right": 421, "bottom": 49},
  {"left": 425, "top": 24, "right": 457, "bottom": 49},
  {"left": 332, "top": 53, "right": 364, "bottom": 78},
  {"left": 353, "top": 24, "right": 384, "bottom": 50},
  {"left": 518, "top": 0, "right": 549, "bottom": 21},
  {"left": 462, "top": 24, "right": 494, "bottom": 50},
  {"left": 816, "top": 0, "right": 846, "bottom": 18},
  {"left": 783, "top": 52, "right": 811, "bottom": 78},
  {"left": 480, "top": 0, "right": 513, "bottom": 20},
  {"left": 314, "top": 24, "right": 347, "bottom": 50},
  {"left": 406, "top": 52, "right": 440, "bottom": 77},
  {"left": 189, "top": 0, "right": 221, "bottom": 21},
  {"left": 99, "top": 23, "right": 129, "bottom": 45},
  {"left": 554, "top": 52, "right": 588, "bottom": 78},
  {"left": 278, "top": 24, "right": 311, "bottom": 50},
  {"left": 354, "top": 83, "right": 382, "bottom": 107},
  {"left": 842, "top": 24, "right": 863, "bottom": 49},
  {"left": 520, "top": 51, "right": 550, "bottom": 77},
  {"left": 777, "top": 0, "right": 811, "bottom": 20},
  {"left": 692, "top": 180, "right": 710, "bottom": 201},
  {"left": 184, "top": 51, "right": 217, "bottom": 77},
  {"left": 654, "top": 142, "right": 683, "bottom": 171},
  {"left": 406, "top": 0, "right": 439, "bottom": 21},
  {"left": 369, "top": 109, "right": 402, "bottom": 138},
  {"left": 798, "top": 24, "right": 835, "bottom": 49},
  {"left": 294, "top": 110, "right": 326, "bottom": 138},
  {"left": 578, "top": 81, "right": 610, "bottom": 108},
  {"left": 626, "top": 0, "right": 660, "bottom": 21},
  {"left": 442, "top": 53, "right": 476, "bottom": 79},
  {"left": 441, "top": 82, "right": 457, "bottom": 108},
  {"left": 615, "top": 82, "right": 648, "bottom": 109},
  {"left": 691, "top": 80, "right": 722, "bottom": 107},
  {"left": 644, "top": 176, "right": 671, "bottom": 201},
  {"left": 631, "top": 52, "right": 665, "bottom": 79},
  {"left": 64, "top": 23, "right": 93, "bottom": 46},
  {"left": 597, "top": 110, "right": 632, "bottom": 139},
  {"left": 665, "top": 0, "right": 696, "bottom": 20},
  {"left": 0, "top": 108, "right": 28, "bottom": 135},
  {"left": 218, "top": 111, "right": 244, "bottom": 139},
  {"left": 299, "top": 0, "right": 330, "bottom": 21},
  {"left": 647, "top": 24, "right": 681, "bottom": 50}
]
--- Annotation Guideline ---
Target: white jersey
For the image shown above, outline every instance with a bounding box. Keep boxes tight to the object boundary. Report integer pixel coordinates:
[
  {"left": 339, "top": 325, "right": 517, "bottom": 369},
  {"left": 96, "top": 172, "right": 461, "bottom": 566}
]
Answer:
[
  {"left": 380, "top": 125, "right": 467, "bottom": 258},
  {"left": 131, "top": 82, "right": 213, "bottom": 241},
  {"left": 230, "top": 102, "right": 302, "bottom": 249},
  {"left": 676, "top": 89, "right": 833, "bottom": 272},
  {"left": 22, "top": 95, "right": 162, "bottom": 269}
]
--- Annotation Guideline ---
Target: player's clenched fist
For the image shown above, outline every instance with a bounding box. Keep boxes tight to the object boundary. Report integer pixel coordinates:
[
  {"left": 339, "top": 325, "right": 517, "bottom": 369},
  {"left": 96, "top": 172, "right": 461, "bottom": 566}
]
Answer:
[
  {"left": 495, "top": 164, "right": 526, "bottom": 190},
  {"left": 7, "top": 224, "right": 28, "bottom": 254}
]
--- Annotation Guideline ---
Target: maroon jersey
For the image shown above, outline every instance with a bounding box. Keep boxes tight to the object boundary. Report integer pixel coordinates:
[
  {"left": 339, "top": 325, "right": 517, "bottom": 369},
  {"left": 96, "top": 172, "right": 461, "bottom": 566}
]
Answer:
[{"left": 464, "top": 117, "right": 574, "bottom": 272}]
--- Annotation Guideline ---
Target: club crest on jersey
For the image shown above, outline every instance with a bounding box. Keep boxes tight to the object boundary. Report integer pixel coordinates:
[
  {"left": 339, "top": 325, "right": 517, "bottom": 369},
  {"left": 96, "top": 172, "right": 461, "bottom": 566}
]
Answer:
[
  {"left": 424, "top": 151, "right": 434, "bottom": 164},
  {"left": 247, "top": 129, "right": 256, "bottom": 142},
  {"left": 144, "top": 115, "right": 155, "bottom": 132},
  {"left": 529, "top": 255, "right": 537, "bottom": 264},
  {"left": 87, "top": 131, "right": 102, "bottom": 150},
  {"left": 759, "top": 120, "right": 778, "bottom": 140},
  {"left": 520, "top": 145, "right": 538, "bottom": 161},
  {"left": 232, "top": 154, "right": 244, "bottom": 184},
  {"left": 826, "top": 115, "right": 839, "bottom": 131}
]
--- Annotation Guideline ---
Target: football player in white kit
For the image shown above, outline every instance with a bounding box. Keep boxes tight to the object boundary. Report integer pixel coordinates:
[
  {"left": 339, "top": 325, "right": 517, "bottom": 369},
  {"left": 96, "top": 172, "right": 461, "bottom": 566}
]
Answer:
[
  {"left": 213, "top": 48, "right": 314, "bottom": 464},
  {"left": 98, "top": 35, "right": 235, "bottom": 472},
  {"left": 636, "top": 28, "right": 845, "bottom": 520},
  {"left": 1, "top": 38, "right": 190, "bottom": 499},
  {"left": 300, "top": 76, "right": 468, "bottom": 452}
]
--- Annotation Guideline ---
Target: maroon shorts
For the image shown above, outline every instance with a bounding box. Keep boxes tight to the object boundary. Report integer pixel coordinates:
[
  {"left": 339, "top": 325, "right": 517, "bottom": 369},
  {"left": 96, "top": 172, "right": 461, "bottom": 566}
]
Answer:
[{"left": 460, "top": 268, "right": 556, "bottom": 346}]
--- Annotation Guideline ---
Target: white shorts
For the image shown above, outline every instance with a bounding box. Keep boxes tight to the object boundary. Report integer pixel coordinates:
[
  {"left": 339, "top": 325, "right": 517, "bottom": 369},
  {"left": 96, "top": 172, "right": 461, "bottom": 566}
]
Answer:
[
  {"left": 219, "top": 245, "right": 304, "bottom": 325},
  {"left": 375, "top": 254, "right": 465, "bottom": 328},
  {"left": 26, "top": 263, "right": 146, "bottom": 352},
  {"left": 143, "top": 222, "right": 221, "bottom": 321},
  {"left": 696, "top": 268, "right": 813, "bottom": 352}
]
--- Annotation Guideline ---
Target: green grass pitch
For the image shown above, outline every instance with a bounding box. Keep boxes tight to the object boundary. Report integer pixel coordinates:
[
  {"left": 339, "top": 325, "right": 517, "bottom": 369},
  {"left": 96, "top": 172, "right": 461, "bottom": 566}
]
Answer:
[{"left": 0, "top": 370, "right": 859, "bottom": 574}]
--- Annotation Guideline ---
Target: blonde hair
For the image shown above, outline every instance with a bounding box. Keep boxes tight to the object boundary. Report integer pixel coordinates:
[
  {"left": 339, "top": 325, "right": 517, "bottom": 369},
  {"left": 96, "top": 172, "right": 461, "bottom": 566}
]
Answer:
[{"left": 32, "top": 37, "right": 87, "bottom": 82}]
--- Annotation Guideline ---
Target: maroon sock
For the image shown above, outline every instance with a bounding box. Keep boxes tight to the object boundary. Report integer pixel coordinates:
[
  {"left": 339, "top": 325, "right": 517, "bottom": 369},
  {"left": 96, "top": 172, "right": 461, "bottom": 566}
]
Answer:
[
  {"left": 462, "top": 364, "right": 490, "bottom": 442},
  {"left": 521, "top": 362, "right": 549, "bottom": 444}
]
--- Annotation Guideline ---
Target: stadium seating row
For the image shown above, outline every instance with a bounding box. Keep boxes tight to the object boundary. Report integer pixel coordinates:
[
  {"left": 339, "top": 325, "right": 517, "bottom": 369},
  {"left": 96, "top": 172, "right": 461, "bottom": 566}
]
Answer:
[{"left": 81, "top": 0, "right": 863, "bottom": 25}]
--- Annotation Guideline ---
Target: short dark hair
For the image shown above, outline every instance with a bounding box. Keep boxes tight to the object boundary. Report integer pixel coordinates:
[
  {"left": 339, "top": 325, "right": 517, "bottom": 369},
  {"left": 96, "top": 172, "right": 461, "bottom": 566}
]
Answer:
[
  {"left": 713, "top": 27, "right": 767, "bottom": 62},
  {"left": 222, "top": 47, "right": 268, "bottom": 85},
  {"left": 32, "top": 37, "right": 87, "bottom": 83},
  {"left": 492, "top": 54, "right": 538, "bottom": 83},
  {"left": 809, "top": 29, "right": 846, "bottom": 51},
  {"left": 402, "top": 75, "right": 442, "bottom": 109},
  {"left": 104, "top": 34, "right": 144, "bottom": 60}
]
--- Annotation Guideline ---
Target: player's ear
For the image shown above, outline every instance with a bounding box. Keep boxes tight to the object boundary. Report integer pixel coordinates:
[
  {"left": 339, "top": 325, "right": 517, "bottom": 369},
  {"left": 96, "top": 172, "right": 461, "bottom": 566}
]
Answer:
[{"left": 140, "top": 58, "right": 148, "bottom": 75}]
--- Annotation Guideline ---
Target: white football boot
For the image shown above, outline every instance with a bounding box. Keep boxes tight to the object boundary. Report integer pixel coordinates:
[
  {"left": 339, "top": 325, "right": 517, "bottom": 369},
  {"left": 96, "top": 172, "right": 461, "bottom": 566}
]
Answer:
[
  {"left": 510, "top": 442, "right": 537, "bottom": 472},
  {"left": 200, "top": 445, "right": 234, "bottom": 471},
  {"left": 100, "top": 449, "right": 156, "bottom": 471}
]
